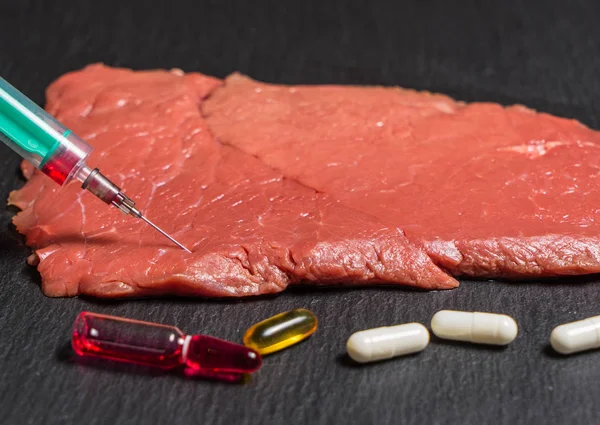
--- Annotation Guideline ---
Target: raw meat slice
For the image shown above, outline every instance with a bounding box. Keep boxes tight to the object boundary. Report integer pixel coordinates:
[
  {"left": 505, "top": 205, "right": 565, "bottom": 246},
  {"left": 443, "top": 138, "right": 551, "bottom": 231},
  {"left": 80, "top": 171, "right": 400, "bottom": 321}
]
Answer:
[
  {"left": 8, "top": 65, "right": 456, "bottom": 298},
  {"left": 203, "top": 74, "right": 600, "bottom": 278}
]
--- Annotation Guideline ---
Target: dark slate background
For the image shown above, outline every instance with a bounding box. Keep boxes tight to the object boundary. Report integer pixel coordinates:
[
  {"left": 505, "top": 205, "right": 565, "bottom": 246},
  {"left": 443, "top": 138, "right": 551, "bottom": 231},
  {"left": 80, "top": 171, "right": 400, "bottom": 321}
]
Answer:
[{"left": 1, "top": 0, "right": 600, "bottom": 424}]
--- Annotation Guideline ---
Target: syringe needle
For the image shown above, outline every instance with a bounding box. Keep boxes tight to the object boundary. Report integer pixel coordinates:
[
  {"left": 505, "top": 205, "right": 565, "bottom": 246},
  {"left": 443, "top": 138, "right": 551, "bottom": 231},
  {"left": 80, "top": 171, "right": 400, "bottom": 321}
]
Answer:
[
  {"left": 0, "top": 76, "right": 192, "bottom": 254},
  {"left": 139, "top": 214, "right": 192, "bottom": 253},
  {"left": 78, "top": 168, "right": 192, "bottom": 253}
]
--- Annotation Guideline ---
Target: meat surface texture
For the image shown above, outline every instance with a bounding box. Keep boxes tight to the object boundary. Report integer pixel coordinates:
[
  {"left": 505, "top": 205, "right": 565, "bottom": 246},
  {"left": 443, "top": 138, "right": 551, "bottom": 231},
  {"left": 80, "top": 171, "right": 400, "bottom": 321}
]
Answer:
[
  {"left": 10, "top": 65, "right": 600, "bottom": 298},
  {"left": 8, "top": 65, "right": 456, "bottom": 298},
  {"left": 203, "top": 74, "right": 600, "bottom": 279}
]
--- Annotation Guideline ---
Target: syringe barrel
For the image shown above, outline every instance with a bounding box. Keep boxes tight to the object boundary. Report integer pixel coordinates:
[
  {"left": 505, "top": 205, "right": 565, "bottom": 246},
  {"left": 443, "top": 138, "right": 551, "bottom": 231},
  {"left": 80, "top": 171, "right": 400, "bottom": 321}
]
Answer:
[
  {"left": 72, "top": 312, "right": 186, "bottom": 369},
  {"left": 0, "top": 77, "right": 92, "bottom": 186}
]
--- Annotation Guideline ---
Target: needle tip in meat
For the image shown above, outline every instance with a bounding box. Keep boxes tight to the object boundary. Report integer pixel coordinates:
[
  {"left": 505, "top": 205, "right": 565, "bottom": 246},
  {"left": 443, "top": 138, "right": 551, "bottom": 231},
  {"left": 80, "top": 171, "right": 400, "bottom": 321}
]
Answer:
[{"left": 140, "top": 215, "right": 192, "bottom": 253}]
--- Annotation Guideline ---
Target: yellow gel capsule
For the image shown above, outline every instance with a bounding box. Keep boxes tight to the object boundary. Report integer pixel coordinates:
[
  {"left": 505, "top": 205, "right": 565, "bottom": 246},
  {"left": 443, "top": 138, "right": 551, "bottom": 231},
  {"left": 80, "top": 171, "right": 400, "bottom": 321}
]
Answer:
[{"left": 243, "top": 308, "right": 318, "bottom": 355}]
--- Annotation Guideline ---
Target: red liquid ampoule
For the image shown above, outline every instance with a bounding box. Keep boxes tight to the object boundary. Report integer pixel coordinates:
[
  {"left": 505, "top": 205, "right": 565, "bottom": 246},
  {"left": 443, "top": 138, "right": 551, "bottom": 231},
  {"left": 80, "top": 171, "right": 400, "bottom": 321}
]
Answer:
[{"left": 72, "top": 312, "right": 262, "bottom": 379}]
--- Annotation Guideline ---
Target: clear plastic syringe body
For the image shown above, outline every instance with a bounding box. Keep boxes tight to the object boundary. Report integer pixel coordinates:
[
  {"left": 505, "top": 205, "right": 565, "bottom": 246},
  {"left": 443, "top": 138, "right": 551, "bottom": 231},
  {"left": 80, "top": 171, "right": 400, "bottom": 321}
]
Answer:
[
  {"left": 0, "top": 76, "right": 192, "bottom": 251},
  {"left": 0, "top": 76, "right": 140, "bottom": 215},
  {"left": 0, "top": 76, "right": 94, "bottom": 186}
]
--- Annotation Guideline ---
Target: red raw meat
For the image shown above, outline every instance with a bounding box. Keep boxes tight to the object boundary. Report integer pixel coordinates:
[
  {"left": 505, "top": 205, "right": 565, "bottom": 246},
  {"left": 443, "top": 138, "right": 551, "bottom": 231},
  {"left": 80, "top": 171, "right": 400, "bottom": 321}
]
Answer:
[
  {"left": 203, "top": 74, "right": 600, "bottom": 278},
  {"left": 8, "top": 65, "right": 455, "bottom": 297}
]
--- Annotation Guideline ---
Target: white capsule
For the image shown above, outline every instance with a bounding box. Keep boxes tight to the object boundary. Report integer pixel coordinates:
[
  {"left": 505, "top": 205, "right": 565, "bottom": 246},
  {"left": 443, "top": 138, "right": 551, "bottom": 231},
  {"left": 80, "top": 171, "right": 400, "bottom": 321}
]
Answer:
[
  {"left": 551, "top": 315, "right": 600, "bottom": 355},
  {"left": 346, "top": 323, "right": 429, "bottom": 363},
  {"left": 430, "top": 310, "right": 518, "bottom": 345}
]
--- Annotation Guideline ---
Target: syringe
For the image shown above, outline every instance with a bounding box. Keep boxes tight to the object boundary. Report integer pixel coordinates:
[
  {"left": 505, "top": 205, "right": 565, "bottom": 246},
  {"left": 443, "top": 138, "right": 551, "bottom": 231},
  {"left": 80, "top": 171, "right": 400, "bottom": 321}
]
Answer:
[{"left": 0, "top": 76, "right": 191, "bottom": 253}]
